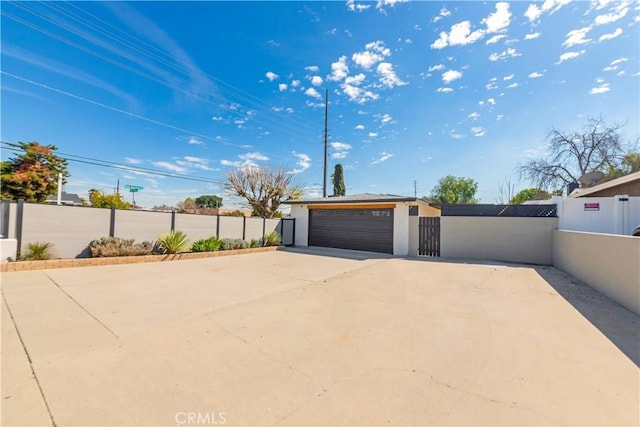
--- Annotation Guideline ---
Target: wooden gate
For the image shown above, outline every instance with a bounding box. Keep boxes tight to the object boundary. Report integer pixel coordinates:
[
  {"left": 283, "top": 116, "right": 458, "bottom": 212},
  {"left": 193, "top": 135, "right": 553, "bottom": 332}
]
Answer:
[{"left": 419, "top": 217, "right": 440, "bottom": 257}]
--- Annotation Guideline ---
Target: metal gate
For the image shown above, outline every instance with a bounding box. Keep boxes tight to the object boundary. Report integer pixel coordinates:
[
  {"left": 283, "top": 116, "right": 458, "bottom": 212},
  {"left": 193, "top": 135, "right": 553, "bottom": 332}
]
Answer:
[{"left": 419, "top": 217, "right": 440, "bottom": 257}]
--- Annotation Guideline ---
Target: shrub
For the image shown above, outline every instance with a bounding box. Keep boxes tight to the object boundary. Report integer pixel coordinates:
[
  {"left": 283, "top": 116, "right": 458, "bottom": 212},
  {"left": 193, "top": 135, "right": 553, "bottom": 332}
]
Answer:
[
  {"left": 220, "top": 238, "right": 249, "bottom": 250},
  {"left": 249, "top": 239, "right": 260, "bottom": 248},
  {"left": 156, "top": 230, "right": 190, "bottom": 254},
  {"left": 262, "top": 231, "right": 282, "bottom": 247},
  {"left": 21, "top": 242, "right": 55, "bottom": 260},
  {"left": 88, "top": 237, "right": 153, "bottom": 257},
  {"left": 191, "top": 237, "right": 223, "bottom": 252}
]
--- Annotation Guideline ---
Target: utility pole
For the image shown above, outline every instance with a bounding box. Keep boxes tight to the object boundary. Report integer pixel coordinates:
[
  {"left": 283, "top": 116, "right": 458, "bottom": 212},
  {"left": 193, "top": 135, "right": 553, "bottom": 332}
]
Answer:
[
  {"left": 323, "top": 89, "right": 328, "bottom": 198},
  {"left": 413, "top": 180, "right": 417, "bottom": 198}
]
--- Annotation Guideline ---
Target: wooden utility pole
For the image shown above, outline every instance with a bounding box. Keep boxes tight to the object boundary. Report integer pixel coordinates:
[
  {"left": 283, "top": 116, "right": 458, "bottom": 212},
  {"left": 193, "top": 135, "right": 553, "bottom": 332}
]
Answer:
[{"left": 323, "top": 89, "right": 328, "bottom": 198}]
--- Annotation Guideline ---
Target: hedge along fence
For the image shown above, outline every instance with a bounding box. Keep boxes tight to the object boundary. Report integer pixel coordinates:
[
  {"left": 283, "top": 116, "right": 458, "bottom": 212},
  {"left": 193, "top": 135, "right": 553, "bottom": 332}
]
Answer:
[{"left": 1, "top": 200, "right": 295, "bottom": 259}]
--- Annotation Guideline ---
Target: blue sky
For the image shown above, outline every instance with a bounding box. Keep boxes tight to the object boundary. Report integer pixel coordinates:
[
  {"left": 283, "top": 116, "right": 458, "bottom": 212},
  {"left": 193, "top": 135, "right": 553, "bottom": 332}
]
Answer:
[{"left": 2, "top": 0, "right": 639, "bottom": 208}]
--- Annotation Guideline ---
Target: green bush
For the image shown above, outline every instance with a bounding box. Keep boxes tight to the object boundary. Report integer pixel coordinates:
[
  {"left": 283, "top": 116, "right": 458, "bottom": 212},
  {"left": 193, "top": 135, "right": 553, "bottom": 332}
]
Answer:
[
  {"left": 262, "top": 231, "right": 282, "bottom": 246},
  {"left": 156, "top": 230, "right": 190, "bottom": 254},
  {"left": 249, "top": 239, "right": 260, "bottom": 248},
  {"left": 88, "top": 237, "right": 153, "bottom": 257},
  {"left": 220, "top": 238, "right": 249, "bottom": 250},
  {"left": 191, "top": 236, "right": 223, "bottom": 252},
  {"left": 21, "top": 242, "right": 55, "bottom": 260}
]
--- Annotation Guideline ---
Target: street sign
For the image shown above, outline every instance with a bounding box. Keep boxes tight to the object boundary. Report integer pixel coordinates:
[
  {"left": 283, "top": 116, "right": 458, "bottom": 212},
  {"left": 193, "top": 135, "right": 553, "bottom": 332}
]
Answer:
[{"left": 124, "top": 185, "right": 144, "bottom": 190}]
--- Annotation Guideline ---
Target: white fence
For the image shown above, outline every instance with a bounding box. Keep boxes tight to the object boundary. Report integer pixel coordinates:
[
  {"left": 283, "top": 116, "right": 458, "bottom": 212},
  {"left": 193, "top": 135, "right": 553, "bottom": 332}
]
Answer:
[{"left": 550, "top": 195, "right": 639, "bottom": 236}]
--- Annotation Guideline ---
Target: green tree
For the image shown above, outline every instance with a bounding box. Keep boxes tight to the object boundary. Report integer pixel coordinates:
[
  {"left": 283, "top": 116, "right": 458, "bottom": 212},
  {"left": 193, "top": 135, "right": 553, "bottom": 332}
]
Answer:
[
  {"left": 603, "top": 152, "right": 640, "bottom": 181},
  {"left": 194, "top": 194, "right": 223, "bottom": 208},
  {"left": 519, "top": 118, "right": 634, "bottom": 190},
  {"left": 224, "top": 166, "right": 302, "bottom": 218},
  {"left": 331, "top": 164, "right": 346, "bottom": 196},
  {"left": 176, "top": 197, "right": 197, "bottom": 212},
  {"left": 509, "top": 188, "right": 552, "bottom": 205},
  {"left": 88, "top": 189, "right": 131, "bottom": 209},
  {"left": 430, "top": 175, "right": 478, "bottom": 204},
  {"left": 1, "top": 141, "right": 69, "bottom": 202}
]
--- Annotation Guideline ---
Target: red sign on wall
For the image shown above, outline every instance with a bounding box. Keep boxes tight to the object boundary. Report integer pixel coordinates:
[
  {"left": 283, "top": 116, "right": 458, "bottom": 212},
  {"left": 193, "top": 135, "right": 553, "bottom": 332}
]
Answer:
[{"left": 584, "top": 203, "right": 600, "bottom": 211}]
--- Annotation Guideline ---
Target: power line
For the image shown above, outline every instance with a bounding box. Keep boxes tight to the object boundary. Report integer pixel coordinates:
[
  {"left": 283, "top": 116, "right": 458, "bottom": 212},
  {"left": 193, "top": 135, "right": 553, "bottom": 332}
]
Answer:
[{"left": 1, "top": 142, "right": 219, "bottom": 184}]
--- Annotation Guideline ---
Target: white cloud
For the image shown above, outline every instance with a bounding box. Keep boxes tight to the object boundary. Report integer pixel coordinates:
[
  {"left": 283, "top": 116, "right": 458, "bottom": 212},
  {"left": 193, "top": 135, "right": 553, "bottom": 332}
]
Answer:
[
  {"left": 310, "top": 76, "right": 324, "bottom": 86},
  {"left": 503, "top": 74, "right": 515, "bottom": 80},
  {"left": 328, "top": 56, "right": 349, "bottom": 81},
  {"left": 431, "top": 21, "right": 484, "bottom": 49},
  {"left": 377, "top": 62, "right": 407, "bottom": 88},
  {"left": 291, "top": 80, "right": 301, "bottom": 87},
  {"left": 562, "top": 26, "right": 592, "bottom": 48},
  {"left": 152, "top": 161, "right": 186, "bottom": 174},
  {"left": 525, "top": 0, "right": 572, "bottom": 22},
  {"left": 433, "top": 6, "right": 451, "bottom": 22},
  {"left": 241, "top": 152, "right": 268, "bottom": 161},
  {"left": 450, "top": 130, "right": 464, "bottom": 139},
  {"left": 556, "top": 50, "right": 585, "bottom": 64},
  {"left": 524, "top": 4, "right": 542, "bottom": 22},
  {"left": 488, "top": 48, "right": 521, "bottom": 61},
  {"left": 467, "top": 112, "right": 480, "bottom": 120},
  {"left": 305, "top": 87, "right": 322, "bottom": 99},
  {"left": 611, "top": 57, "right": 628, "bottom": 66},
  {"left": 305, "top": 65, "right": 319, "bottom": 73},
  {"left": 330, "top": 142, "right": 352, "bottom": 159},
  {"left": 371, "top": 152, "right": 393, "bottom": 164},
  {"left": 437, "top": 87, "right": 454, "bottom": 93},
  {"left": 599, "top": 28, "right": 622, "bottom": 42},
  {"left": 486, "top": 34, "right": 506, "bottom": 45},
  {"left": 472, "top": 127, "right": 486, "bottom": 137},
  {"left": 376, "top": 0, "right": 408, "bottom": 11},
  {"left": 525, "top": 32, "right": 541, "bottom": 40},
  {"left": 487, "top": 98, "right": 496, "bottom": 105},
  {"left": 369, "top": 132, "right": 378, "bottom": 137},
  {"left": 187, "top": 137, "right": 203, "bottom": 145},
  {"left": 352, "top": 41, "right": 391, "bottom": 69},
  {"left": 211, "top": 116, "right": 224, "bottom": 121},
  {"left": 483, "top": 2, "right": 511, "bottom": 33},
  {"left": 506, "top": 83, "right": 519, "bottom": 89},
  {"left": 442, "top": 69, "right": 463, "bottom": 84},
  {"left": 380, "top": 113, "right": 393, "bottom": 124},
  {"left": 178, "top": 156, "right": 212, "bottom": 171},
  {"left": 346, "top": 0, "right": 371, "bottom": 12},
  {"left": 528, "top": 72, "right": 544, "bottom": 78},
  {"left": 124, "top": 157, "right": 141, "bottom": 164},
  {"left": 265, "top": 71, "right": 279, "bottom": 82},
  {"left": 428, "top": 64, "right": 445, "bottom": 72},
  {"left": 355, "top": 124, "right": 365, "bottom": 130},
  {"left": 278, "top": 83, "right": 288, "bottom": 91},
  {"left": 288, "top": 152, "right": 311, "bottom": 174},
  {"left": 590, "top": 83, "right": 610, "bottom": 94},
  {"left": 594, "top": 5, "right": 628, "bottom": 25}
]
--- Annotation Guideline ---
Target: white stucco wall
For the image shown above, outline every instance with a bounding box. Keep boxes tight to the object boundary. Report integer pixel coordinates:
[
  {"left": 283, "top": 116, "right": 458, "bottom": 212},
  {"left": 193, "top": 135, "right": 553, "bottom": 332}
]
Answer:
[
  {"left": 393, "top": 204, "right": 409, "bottom": 256},
  {"left": 557, "top": 196, "right": 639, "bottom": 236},
  {"left": 290, "top": 204, "right": 309, "bottom": 247}
]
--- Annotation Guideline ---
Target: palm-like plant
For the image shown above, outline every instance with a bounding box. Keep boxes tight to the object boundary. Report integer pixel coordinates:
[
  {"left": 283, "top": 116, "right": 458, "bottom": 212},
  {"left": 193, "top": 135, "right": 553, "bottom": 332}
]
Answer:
[
  {"left": 21, "top": 242, "right": 55, "bottom": 260},
  {"left": 262, "top": 231, "right": 282, "bottom": 247},
  {"left": 156, "top": 231, "right": 190, "bottom": 254}
]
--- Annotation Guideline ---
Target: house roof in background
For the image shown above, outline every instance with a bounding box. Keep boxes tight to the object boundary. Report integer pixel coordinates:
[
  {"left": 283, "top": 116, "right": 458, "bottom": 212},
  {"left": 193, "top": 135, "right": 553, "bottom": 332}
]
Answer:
[
  {"left": 45, "top": 191, "right": 83, "bottom": 204},
  {"left": 569, "top": 171, "right": 640, "bottom": 198},
  {"left": 284, "top": 193, "right": 428, "bottom": 205}
]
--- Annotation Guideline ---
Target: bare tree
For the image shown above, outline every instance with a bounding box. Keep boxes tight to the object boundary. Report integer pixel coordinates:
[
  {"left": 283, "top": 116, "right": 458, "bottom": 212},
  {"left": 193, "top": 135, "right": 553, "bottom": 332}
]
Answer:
[
  {"left": 519, "top": 118, "right": 629, "bottom": 190},
  {"left": 223, "top": 166, "right": 302, "bottom": 218},
  {"left": 496, "top": 176, "right": 515, "bottom": 204}
]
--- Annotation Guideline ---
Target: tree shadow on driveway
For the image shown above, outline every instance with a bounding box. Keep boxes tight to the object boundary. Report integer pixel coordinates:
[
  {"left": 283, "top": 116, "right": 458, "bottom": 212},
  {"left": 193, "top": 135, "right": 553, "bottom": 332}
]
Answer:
[{"left": 534, "top": 265, "right": 640, "bottom": 367}]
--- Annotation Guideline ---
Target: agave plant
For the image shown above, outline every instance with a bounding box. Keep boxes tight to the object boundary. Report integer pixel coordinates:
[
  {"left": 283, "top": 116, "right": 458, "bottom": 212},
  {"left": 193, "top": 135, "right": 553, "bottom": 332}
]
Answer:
[
  {"left": 191, "top": 237, "right": 223, "bottom": 252},
  {"left": 156, "top": 230, "right": 190, "bottom": 254},
  {"left": 262, "top": 231, "right": 282, "bottom": 247},
  {"left": 21, "top": 242, "right": 55, "bottom": 261}
]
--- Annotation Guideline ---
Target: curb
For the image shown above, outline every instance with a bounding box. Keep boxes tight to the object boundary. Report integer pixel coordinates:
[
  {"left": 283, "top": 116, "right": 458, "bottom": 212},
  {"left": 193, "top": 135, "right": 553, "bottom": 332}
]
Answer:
[{"left": 1, "top": 246, "right": 280, "bottom": 272}]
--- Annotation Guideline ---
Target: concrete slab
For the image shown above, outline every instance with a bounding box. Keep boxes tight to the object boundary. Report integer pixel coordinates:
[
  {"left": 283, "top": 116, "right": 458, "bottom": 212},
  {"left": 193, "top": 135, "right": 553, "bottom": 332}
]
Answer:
[{"left": 1, "top": 249, "right": 638, "bottom": 426}]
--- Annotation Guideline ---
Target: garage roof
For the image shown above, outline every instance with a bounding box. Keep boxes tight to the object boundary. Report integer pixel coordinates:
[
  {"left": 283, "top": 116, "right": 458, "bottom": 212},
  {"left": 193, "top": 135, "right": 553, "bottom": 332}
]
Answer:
[{"left": 284, "top": 193, "right": 429, "bottom": 204}]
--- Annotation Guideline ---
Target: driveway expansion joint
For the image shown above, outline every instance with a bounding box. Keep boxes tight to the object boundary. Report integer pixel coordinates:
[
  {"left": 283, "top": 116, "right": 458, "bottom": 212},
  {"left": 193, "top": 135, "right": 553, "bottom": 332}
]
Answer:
[{"left": 2, "top": 294, "right": 58, "bottom": 427}]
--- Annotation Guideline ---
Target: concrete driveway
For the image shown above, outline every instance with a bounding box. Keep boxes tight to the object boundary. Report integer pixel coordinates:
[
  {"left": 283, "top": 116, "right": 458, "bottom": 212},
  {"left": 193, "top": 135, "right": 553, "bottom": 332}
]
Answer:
[{"left": 2, "top": 247, "right": 638, "bottom": 426}]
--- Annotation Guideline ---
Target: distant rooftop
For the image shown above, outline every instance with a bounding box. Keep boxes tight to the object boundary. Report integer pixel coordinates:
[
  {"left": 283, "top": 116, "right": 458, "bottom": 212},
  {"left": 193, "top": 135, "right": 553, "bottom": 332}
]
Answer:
[
  {"left": 284, "top": 193, "right": 427, "bottom": 204},
  {"left": 569, "top": 171, "right": 640, "bottom": 198}
]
